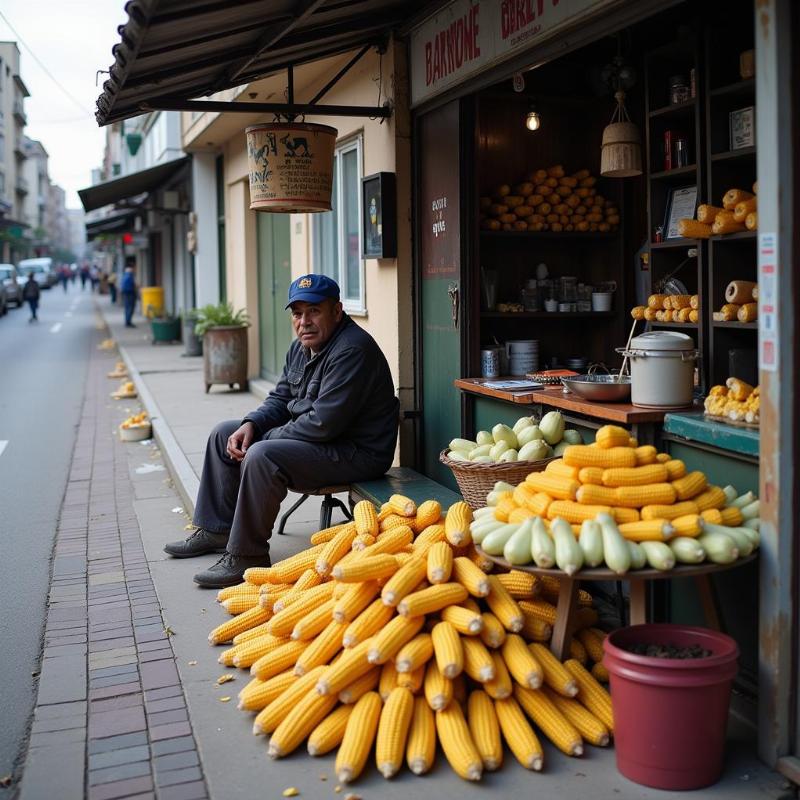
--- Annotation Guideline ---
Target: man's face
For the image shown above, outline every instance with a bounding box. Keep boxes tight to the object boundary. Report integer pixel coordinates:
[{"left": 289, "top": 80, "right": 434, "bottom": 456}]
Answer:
[{"left": 290, "top": 299, "right": 343, "bottom": 351}]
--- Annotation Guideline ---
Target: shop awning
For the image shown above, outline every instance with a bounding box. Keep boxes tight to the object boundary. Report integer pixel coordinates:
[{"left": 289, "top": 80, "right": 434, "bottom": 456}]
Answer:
[
  {"left": 78, "top": 157, "right": 190, "bottom": 212},
  {"left": 95, "top": 0, "right": 446, "bottom": 125},
  {"left": 85, "top": 210, "right": 138, "bottom": 240}
]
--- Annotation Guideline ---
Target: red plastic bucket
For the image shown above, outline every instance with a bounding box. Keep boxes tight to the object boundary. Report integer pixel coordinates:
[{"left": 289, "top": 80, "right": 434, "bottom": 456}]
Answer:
[{"left": 604, "top": 624, "right": 739, "bottom": 790}]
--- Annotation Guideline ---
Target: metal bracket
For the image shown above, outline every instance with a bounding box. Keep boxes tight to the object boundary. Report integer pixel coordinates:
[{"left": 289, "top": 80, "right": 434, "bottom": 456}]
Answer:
[
  {"left": 140, "top": 98, "right": 391, "bottom": 119},
  {"left": 448, "top": 283, "right": 459, "bottom": 329}
]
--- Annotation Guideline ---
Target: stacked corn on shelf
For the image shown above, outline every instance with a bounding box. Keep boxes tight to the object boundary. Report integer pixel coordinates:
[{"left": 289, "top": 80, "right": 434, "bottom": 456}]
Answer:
[
  {"left": 472, "top": 425, "right": 760, "bottom": 574},
  {"left": 208, "top": 496, "right": 615, "bottom": 783}
]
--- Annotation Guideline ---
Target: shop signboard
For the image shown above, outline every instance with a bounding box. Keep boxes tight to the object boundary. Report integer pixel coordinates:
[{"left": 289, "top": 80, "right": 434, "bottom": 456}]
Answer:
[{"left": 410, "top": 0, "right": 615, "bottom": 107}]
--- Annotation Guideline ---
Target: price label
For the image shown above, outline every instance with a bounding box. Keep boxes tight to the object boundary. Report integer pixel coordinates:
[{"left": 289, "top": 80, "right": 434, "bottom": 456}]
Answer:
[{"left": 758, "top": 233, "right": 779, "bottom": 372}]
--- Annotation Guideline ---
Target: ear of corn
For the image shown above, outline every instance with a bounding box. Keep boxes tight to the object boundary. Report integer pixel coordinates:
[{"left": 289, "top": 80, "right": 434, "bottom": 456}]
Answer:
[
  {"left": 577, "top": 466, "right": 604, "bottom": 485},
  {"left": 575, "top": 628, "right": 604, "bottom": 663},
  {"left": 424, "top": 658, "right": 454, "bottom": 710},
  {"left": 407, "top": 695, "right": 436, "bottom": 774},
  {"left": 520, "top": 611, "right": 553, "bottom": 643},
  {"left": 388, "top": 494, "right": 417, "bottom": 517},
  {"left": 485, "top": 576, "right": 524, "bottom": 632},
  {"left": 339, "top": 667, "right": 381, "bottom": 704},
  {"left": 435, "top": 702, "right": 484, "bottom": 781},
  {"left": 524, "top": 472, "right": 580, "bottom": 501},
  {"left": 564, "top": 659, "right": 614, "bottom": 732},
  {"left": 233, "top": 619, "right": 274, "bottom": 646},
  {"left": 316, "top": 524, "right": 360, "bottom": 576},
  {"left": 294, "top": 620, "right": 346, "bottom": 675},
  {"left": 268, "top": 583, "right": 336, "bottom": 637},
  {"left": 250, "top": 639, "right": 309, "bottom": 681},
  {"left": 461, "top": 636, "right": 496, "bottom": 683},
  {"left": 398, "top": 582, "right": 469, "bottom": 618},
  {"left": 380, "top": 556, "right": 428, "bottom": 606},
  {"left": 569, "top": 637, "right": 588, "bottom": 664},
  {"left": 542, "top": 686, "right": 610, "bottom": 747},
  {"left": 524, "top": 491, "right": 553, "bottom": 516},
  {"left": 376, "top": 687, "right": 415, "bottom": 777},
  {"left": 670, "top": 514, "right": 702, "bottom": 537},
  {"left": 441, "top": 605, "right": 484, "bottom": 636},
  {"left": 271, "top": 543, "right": 329, "bottom": 583},
  {"left": 641, "top": 500, "right": 699, "bottom": 520},
  {"left": 380, "top": 513, "right": 411, "bottom": 532},
  {"left": 494, "top": 696, "right": 544, "bottom": 770},
  {"left": 368, "top": 614, "right": 426, "bottom": 664},
  {"left": 427, "top": 541, "right": 454, "bottom": 584},
  {"left": 354, "top": 500, "right": 379, "bottom": 537},
  {"left": 529, "top": 642, "right": 578, "bottom": 697},
  {"left": 412, "top": 523, "right": 447, "bottom": 551},
  {"left": 217, "top": 582, "right": 259, "bottom": 602},
  {"left": 209, "top": 606, "right": 271, "bottom": 645},
  {"left": 563, "top": 445, "right": 637, "bottom": 469},
  {"left": 363, "top": 525, "right": 413, "bottom": 557},
  {"left": 379, "top": 660, "right": 398, "bottom": 700},
  {"left": 307, "top": 704, "right": 354, "bottom": 755},
  {"left": 672, "top": 471, "right": 708, "bottom": 501},
  {"left": 268, "top": 688, "right": 338, "bottom": 759},
  {"left": 413, "top": 500, "right": 443, "bottom": 533},
  {"left": 336, "top": 691, "right": 383, "bottom": 783},
  {"left": 575, "top": 483, "right": 618, "bottom": 506},
  {"left": 238, "top": 669, "right": 297, "bottom": 712},
  {"left": 468, "top": 690, "right": 503, "bottom": 771},
  {"left": 310, "top": 521, "right": 354, "bottom": 545},
  {"left": 232, "top": 634, "right": 289, "bottom": 669},
  {"left": 445, "top": 501, "right": 473, "bottom": 546},
  {"left": 333, "top": 581, "right": 382, "bottom": 623},
  {"left": 591, "top": 662, "right": 610, "bottom": 683},
  {"left": 601, "top": 464, "right": 668, "bottom": 487},
  {"left": 452, "top": 556, "right": 491, "bottom": 597},
  {"left": 483, "top": 650, "right": 513, "bottom": 699},
  {"left": 548, "top": 499, "right": 613, "bottom": 523},
  {"left": 479, "top": 612, "right": 507, "bottom": 649},
  {"left": 514, "top": 685, "right": 584, "bottom": 756},
  {"left": 290, "top": 567, "right": 324, "bottom": 594},
  {"left": 315, "top": 638, "right": 375, "bottom": 696},
  {"left": 614, "top": 483, "right": 677, "bottom": 508},
  {"left": 720, "top": 506, "right": 744, "bottom": 526},
  {"left": 618, "top": 519, "right": 674, "bottom": 542},
  {"left": 664, "top": 459, "right": 687, "bottom": 481},
  {"left": 693, "top": 486, "right": 727, "bottom": 512},
  {"left": 431, "top": 620, "right": 464, "bottom": 679},
  {"left": 595, "top": 425, "right": 631, "bottom": 449},
  {"left": 343, "top": 599, "right": 395, "bottom": 648},
  {"left": 634, "top": 445, "right": 658, "bottom": 465},
  {"left": 518, "top": 599, "right": 557, "bottom": 626},
  {"left": 611, "top": 507, "right": 641, "bottom": 524},
  {"left": 253, "top": 665, "right": 326, "bottom": 734},
  {"left": 242, "top": 566, "right": 276, "bottom": 586},
  {"left": 333, "top": 553, "right": 399, "bottom": 583},
  {"left": 397, "top": 663, "right": 425, "bottom": 693},
  {"left": 546, "top": 460, "right": 581, "bottom": 480},
  {"left": 395, "top": 632, "right": 434, "bottom": 673},
  {"left": 501, "top": 634, "right": 543, "bottom": 688}
]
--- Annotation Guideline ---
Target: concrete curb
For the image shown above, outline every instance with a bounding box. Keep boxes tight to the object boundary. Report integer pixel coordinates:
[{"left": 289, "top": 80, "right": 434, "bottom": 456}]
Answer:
[{"left": 117, "top": 343, "right": 201, "bottom": 516}]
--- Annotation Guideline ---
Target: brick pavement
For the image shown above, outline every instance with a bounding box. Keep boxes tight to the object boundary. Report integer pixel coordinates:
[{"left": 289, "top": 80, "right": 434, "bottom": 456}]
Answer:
[{"left": 18, "top": 325, "right": 208, "bottom": 800}]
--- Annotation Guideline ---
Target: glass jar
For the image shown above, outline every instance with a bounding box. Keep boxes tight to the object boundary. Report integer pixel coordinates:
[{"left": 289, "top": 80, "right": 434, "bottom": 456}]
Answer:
[
  {"left": 669, "top": 75, "right": 690, "bottom": 105},
  {"left": 559, "top": 276, "right": 578, "bottom": 303}
]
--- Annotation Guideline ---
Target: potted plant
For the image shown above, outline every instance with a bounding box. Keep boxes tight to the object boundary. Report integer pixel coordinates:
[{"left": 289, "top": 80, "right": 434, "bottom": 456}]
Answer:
[
  {"left": 194, "top": 303, "right": 251, "bottom": 392},
  {"left": 181, "top": 308, "right": 203, "bottom": 357},
  {"left": 150, "top": 310, "right": 182, "bottom": 345}
]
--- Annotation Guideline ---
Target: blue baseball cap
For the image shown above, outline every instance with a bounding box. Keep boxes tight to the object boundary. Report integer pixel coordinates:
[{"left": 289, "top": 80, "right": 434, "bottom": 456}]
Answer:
[{"left": 285, "top": 274, "right": 341, "bottom": 308}]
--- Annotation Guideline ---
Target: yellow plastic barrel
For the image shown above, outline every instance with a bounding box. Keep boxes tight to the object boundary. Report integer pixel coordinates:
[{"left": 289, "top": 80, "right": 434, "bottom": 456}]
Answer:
[{"left": 140, "top": 286, "right": 164, "bottom": 319}]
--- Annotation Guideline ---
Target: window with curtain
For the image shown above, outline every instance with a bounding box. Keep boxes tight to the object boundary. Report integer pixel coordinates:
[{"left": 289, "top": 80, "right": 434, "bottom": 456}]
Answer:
[{"left": 311, "top": 136, "right": 364, "bottom": 313}]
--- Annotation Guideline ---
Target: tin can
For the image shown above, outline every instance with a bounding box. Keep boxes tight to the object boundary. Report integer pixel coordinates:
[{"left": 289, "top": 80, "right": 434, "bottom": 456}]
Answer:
[{"left": 480, "top": 348, "right": 501, "bottom": 378}]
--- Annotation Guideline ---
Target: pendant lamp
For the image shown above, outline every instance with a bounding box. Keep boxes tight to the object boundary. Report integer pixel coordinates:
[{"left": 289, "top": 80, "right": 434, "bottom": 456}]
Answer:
[{"left": 601, "top": 89, "right": 642, "bottom": 177}]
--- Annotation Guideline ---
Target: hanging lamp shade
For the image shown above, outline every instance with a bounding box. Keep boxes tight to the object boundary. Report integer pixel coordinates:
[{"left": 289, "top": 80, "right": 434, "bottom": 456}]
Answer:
[{"left": 600, "top": 90, "right": 642, "bottom": 178}]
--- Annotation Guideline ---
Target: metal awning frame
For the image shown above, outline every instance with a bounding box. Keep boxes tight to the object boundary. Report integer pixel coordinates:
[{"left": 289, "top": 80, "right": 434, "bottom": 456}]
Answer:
[{"left": 138, "top": 43, "right": 392, "bottom": 121}]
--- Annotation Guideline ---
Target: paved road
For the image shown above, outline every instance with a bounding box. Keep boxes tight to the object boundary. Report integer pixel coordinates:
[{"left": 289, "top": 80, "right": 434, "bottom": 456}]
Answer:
[{"left": 0, "top": 281, "right": 95, "bottom": 781}]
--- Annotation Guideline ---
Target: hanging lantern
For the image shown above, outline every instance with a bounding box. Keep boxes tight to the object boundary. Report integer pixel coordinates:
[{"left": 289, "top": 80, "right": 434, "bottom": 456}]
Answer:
[
  {"left": 245, "top": 122, "right": 337, "bottom": 213},
  {"left": 600, "top": 90, "right": 642, "bottom": 178}
]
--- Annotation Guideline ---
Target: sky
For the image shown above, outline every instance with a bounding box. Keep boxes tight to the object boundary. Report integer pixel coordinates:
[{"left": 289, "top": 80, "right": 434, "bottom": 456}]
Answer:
[{"left": 0, "top": 1, "right": 130, "bottom": 209}]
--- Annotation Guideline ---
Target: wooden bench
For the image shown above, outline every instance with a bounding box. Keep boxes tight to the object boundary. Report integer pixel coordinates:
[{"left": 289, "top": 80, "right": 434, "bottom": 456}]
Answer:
[{"left": 350, "top": 467, "right": 462, "bottom": 509}]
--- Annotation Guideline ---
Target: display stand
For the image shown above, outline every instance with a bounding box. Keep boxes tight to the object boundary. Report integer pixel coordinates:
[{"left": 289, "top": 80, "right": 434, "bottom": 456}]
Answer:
[{"left": 476, "top": 548, "right": 757, "bottom": 660}]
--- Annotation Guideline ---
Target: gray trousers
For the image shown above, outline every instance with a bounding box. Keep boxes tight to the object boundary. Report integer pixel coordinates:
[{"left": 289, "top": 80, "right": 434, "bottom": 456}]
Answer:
[{"left": 193, "top": 420, "right": 390, "bottom": 556}]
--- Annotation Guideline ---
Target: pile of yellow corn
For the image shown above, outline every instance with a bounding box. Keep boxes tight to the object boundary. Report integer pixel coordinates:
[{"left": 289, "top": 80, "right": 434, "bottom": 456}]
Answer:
[
  {"left": 120, "top": 411, "right": 149, "bottom": 429},
  {"left": 207, "top": 496, "right": 614, "bottom": 783}
]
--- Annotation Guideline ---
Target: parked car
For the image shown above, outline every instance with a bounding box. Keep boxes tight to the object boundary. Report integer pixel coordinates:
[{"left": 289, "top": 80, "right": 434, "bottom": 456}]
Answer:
[
  {"left": 0, "top": 282, "right": 7, "bottom": 316},
  {"left": 0, "top": 263, "right": 22, "bottom": 307},
  {"left": 17, "top": 257, "right": 55, "bottom": 289}
]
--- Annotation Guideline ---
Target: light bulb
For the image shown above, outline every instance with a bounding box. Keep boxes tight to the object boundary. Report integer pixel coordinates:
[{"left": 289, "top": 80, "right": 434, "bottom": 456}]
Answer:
[{"left": 525, "top": 110, "right": 541, "bottom": 131}]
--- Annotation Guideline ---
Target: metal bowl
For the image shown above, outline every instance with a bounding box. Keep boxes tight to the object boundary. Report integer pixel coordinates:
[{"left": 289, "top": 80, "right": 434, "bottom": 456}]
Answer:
[{"left": 560, "top": 373, "right": 632, "bottom": 402}]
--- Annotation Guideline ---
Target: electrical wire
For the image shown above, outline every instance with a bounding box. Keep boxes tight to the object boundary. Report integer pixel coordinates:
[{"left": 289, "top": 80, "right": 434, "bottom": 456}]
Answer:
[{"left": 0, "top": 9, "right": 92, "bottom": 116}]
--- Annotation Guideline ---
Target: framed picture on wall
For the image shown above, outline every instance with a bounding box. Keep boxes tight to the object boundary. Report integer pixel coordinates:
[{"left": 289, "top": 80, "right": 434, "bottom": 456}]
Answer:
[
  {"left": 361, "top": 172, "right": 397, "bottom": 259},
  {"left": 663, "top": 185, "right": 698, "bottom": 240}
]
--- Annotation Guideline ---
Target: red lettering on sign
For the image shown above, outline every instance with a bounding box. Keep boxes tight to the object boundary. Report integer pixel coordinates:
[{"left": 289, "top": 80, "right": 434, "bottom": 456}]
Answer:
[
  {"left": 501, "top": 0, "right": 562, "bottom": 39},
  {"left": 425, "top": 5, "right": 481, "bottom": 86}
]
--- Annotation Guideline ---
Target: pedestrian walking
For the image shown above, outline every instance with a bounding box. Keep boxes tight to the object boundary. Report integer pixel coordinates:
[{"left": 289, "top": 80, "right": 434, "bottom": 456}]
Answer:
[
  {"left": 90, "top": 266, "right": 100, "bottom": 293},
  {"left": 120, "top": 265, "right": 137, "bottom": 327},
  {"left": 80, "top": 264, "right": 89, "bottom": 290},
  {"left": 108, "top": 271, "right": 118, "bottom": 304},
  {"left": 59, "top": 266, "right": 69, "bottom": 292},
  {"left": 22, "top": 274, "right": 41, "bottom": 322},
  {"left": 164, "top": 275, "right": 399, "bottom": 588}
]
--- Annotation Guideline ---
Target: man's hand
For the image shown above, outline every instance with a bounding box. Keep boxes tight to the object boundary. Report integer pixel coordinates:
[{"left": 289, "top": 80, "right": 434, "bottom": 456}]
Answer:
[{"left": 226, "top": 421, "right": 256, "bottom": 461}]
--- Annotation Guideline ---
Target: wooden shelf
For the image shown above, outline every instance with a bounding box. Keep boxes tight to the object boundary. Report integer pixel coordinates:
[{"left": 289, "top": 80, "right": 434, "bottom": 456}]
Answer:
[
  {"left": 481, "top": 311, "right": 617, "bottom": 320},
  {"left": 649, "top": 98, "right": 697, "bottom": 119},
  {"left": 649, "top": 321, "right": 699, "bottom": 329},
  {"left": 710, "top": 78, "right": 755, "bottom": 99},
  {"left": 479, "top": 230, "right": 618, "bottom": 240},
  {"left": 650, "top": 238, "right": 699, "bottom": 250},
  {"left": 710, "top": 146, "right": 756, "bottom": 161},
  {"left": 712, "top": 321, "right": 758, "bottom": 330},
  {"left": 709, "top": 230, "right": 757, "bottom": 242},
  {"left": 649, "top": 164, "right": 698, "bottom": 181}
]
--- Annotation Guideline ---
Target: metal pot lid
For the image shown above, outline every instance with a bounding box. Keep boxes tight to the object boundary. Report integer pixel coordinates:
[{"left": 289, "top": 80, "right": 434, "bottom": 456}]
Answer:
[{"left": 630, "top": 331, "right": 695, "bottom": 351}]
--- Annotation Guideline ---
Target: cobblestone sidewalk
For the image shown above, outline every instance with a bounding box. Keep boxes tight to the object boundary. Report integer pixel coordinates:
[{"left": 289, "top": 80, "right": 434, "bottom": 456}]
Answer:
[{"left": 18, "top": 325, "right": 208, "bottom": 800}]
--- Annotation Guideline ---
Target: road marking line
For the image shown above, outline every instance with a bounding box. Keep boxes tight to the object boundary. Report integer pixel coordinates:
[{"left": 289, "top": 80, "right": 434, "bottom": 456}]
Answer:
[
  {"left": 0, "top": 441, "right": 7, "bottom": 458},
  {"left": 50, "top": 323, "right": 62, "bottom": 333}
]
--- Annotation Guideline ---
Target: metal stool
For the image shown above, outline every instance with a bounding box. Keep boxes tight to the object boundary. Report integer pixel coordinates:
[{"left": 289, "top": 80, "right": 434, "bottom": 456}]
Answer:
[{"left": 276, "top": 485, "right": 353, "bottom": 535}]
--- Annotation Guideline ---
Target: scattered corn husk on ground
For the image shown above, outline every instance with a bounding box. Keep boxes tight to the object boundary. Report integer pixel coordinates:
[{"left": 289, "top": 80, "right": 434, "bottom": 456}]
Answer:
[{"left": 207, "top": 497, "right": 614, "bottom": 783}]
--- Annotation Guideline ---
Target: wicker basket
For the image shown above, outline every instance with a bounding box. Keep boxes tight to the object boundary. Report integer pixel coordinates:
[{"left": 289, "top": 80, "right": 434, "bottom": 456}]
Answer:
[{"left": 439, "top": 449, "right": 556, "bottom": 509}]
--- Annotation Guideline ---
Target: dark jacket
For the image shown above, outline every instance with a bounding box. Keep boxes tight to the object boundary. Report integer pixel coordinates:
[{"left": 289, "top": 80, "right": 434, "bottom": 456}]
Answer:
[
  {"left": 244, "top": 315, "right": 399, "bottom": 464},
  {"left": 121, "top": 271, "right": 136, "bottom": 294},
  {"left": 22, "top": 279, "right": 40, "bottom": 301}
]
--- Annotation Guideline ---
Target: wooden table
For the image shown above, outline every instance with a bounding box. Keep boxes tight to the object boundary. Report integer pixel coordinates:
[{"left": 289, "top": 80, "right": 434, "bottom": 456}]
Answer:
[{"left": 477, "top": 548, "right": 758, "bottom": 660}]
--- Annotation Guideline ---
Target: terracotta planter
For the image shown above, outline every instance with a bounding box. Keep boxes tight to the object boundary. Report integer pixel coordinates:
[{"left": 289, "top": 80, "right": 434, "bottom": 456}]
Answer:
[{"left": 202, "top": 326, "right": 249, "bottom": 393}]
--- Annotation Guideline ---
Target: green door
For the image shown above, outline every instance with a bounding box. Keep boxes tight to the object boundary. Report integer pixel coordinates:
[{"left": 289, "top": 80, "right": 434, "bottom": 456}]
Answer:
[
  {"left": 257, "top": 214, "right": 293, "bottom": 381},
  {"left": 418, "top": 101, "right": 463, "bottom": 488}
]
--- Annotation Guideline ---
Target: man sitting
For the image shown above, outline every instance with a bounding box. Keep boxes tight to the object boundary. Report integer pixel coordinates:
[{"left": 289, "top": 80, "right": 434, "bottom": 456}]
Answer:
[{"left": 164, "top": 275, "right": 399, "bottom": 588}]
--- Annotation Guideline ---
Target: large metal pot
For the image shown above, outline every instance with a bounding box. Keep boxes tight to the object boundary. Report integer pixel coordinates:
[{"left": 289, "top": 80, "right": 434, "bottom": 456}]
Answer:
[
  {"left": 203, "top": 326, "right": 249, "bottom": 393},
  {"left": 617, "top": 331, "right": 697, "bottom": 409}
]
